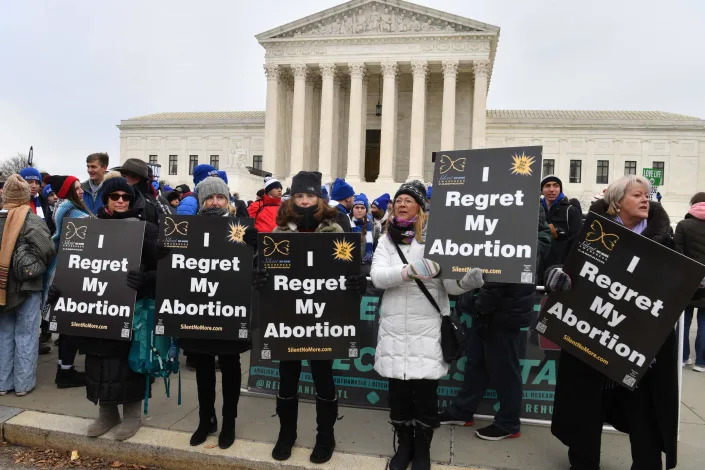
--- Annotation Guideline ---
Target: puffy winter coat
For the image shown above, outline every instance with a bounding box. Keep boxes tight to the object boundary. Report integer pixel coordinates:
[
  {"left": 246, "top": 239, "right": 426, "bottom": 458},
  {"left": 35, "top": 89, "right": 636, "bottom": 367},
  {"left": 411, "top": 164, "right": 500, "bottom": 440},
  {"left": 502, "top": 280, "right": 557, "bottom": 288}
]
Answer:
[
  {"left": 247, "top": 194, "right": 281, "bottom": 232},
  {"left": 674, "top": 206, "right": 705, "bottom": 308},
  {"left": 176, "top": 193, "right": 199, "bottom": 215},
  {"left": 539, "top": 196, "right": 582, "bottom": 283},
  {"left": 371, "top": 233, "right": 466, "bottom": 380}
]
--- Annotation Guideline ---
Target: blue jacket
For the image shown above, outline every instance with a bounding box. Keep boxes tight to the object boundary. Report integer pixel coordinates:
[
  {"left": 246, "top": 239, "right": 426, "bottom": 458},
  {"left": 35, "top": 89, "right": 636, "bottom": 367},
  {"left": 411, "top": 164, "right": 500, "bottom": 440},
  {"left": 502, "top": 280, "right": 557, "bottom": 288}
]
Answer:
[
  {"left": 176, "top": 193, "right": 199, "bottom": 215},
  {"left": 81, "top": 180, "right": 104, "bottom": 214}
]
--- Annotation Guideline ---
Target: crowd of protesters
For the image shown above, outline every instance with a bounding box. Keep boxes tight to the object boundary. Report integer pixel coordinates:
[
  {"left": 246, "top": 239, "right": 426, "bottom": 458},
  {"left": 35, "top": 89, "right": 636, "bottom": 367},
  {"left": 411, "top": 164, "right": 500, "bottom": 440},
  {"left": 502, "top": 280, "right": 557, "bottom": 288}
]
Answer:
[{"left": 0, "top": 151, "right": 698, "bottom": 470}]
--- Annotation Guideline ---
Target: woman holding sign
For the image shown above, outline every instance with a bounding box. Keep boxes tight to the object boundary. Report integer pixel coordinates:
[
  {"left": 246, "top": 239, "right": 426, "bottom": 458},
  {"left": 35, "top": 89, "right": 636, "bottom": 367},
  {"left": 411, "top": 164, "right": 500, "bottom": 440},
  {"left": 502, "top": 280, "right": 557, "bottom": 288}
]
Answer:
[
  {"left": 370, "top": 180, "right": 484, "bottom": 470},
  {"left": 76, "top": 176, "right": 159, "bottom": 441},
  {"left": 181, "top": 176, "right": 256, "bottom": 450},
  {"left": 252, "top": 171, "right": 365, "bottom": 464},
  {"left": 547, "top": 174, "right": 678, "bottom": 469}
]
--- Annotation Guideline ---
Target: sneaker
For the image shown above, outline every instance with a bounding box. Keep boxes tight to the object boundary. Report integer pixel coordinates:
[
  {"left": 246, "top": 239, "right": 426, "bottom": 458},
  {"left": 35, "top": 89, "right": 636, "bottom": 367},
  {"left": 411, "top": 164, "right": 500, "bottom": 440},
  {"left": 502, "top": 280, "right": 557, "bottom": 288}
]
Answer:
[
  {"left": 439, "top": 409, "right": 474, "bottom": 426},
  {"left": 15, "top": 388, "right": 33, "bottom": 397},
  {"left": 693, "top": 365, "right": 705, "bottom": 372},
  {"left": 475, "top": 424, "right": 521, "bottom": 441},
  {"left": 684, "top": 358, "right": 694, "bottom": 366}
]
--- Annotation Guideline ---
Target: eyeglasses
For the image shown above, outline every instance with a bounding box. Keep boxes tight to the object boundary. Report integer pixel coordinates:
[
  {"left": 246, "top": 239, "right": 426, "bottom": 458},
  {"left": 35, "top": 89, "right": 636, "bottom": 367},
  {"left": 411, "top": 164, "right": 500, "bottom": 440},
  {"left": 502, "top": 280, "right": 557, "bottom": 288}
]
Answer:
[{"left": 108, "top": 193, "right": 132, "bottom": 202}]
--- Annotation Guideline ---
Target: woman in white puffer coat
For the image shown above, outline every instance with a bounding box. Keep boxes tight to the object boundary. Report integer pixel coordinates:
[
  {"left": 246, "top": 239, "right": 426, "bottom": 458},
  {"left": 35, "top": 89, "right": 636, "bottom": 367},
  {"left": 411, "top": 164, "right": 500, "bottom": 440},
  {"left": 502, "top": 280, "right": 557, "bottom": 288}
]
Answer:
[{"left": 371, "top": 180, "right": 483, "bottom": 470}]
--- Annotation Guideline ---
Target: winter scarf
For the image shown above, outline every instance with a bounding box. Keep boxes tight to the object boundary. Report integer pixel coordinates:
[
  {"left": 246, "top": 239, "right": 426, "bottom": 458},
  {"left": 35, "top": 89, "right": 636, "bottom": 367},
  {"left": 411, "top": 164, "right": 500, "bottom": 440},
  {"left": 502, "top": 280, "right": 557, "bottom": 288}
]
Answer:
[
  {"left": 199, "top": 206, "right": 229, "bottom": 217},
  {"left": 294, "top": 205, "right": 319, "bottom": 231},
  {"left": 351, "top": 215, "right": 374, "bottom": 263},
  {"left": 387, "top": 216, "right": 418, "bottom": 245},
  {"left": 613, "top": 214, "right": 648, "bottom": 235},
  {"left": 0, "top": 204, "right": 30, "bottom": 306},
  {"left": 688, "top": 202, "right": 705, "bottom": 220},
  {"left": 29, "top": 195, "right": 45, "bottom": 219}
]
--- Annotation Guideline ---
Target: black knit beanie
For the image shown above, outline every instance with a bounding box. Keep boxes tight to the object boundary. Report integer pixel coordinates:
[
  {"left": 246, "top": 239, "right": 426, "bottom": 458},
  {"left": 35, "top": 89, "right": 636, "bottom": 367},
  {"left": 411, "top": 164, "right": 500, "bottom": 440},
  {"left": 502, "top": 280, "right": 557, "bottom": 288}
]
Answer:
[
  {"left": 101, "top": 177, "right": 135, "bottom": 204},
  {"left": 290, "top": 171, "right": 322, "bottom": 197},
  {"left": 540, "top": 175, "right": 563, "bottom": 193},
  {"left": 394, "top": 180, "right": 427, "bottom": 206}
]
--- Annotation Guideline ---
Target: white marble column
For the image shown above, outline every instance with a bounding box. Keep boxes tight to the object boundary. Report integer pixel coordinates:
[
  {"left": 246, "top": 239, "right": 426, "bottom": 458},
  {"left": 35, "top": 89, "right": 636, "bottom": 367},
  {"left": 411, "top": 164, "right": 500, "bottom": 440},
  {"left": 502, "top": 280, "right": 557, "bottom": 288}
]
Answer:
[
  {"left": 263, "top": 64, "right": 280, "bottom": 176},
  {"left": 289, "top": 64, "right": 308, "bottom": 178},
  {"left": 303, "top": 72, "right": 315, "bottom": 170},
  {"left": 318, "top": 63, "right": 336, "bottom": 182},
  {"left": 441, "top": 60, "right": 459, "bottom": 151},
  {"left": 408, "top": 60, "right": 428, "bottom": 181},
  {"left": 471, "top": 60, "right": 490, "bottom": 149},
  {"left": 378, "top": 60, "right": 398, "bottom": 183},
  {"left": 345, "top": 63, "right": 366, "bottom": 183},
  {"left": 359, "top": 72, "right": 368, "bottom": 181}
]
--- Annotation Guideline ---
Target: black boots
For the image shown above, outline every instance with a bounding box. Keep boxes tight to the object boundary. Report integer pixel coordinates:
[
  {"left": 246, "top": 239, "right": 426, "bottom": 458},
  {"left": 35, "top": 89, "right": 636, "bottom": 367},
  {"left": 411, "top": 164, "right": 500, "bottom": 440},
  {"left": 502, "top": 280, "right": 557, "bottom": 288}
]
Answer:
[
  {"left": 411, "top": 422, "right": 434, "bottom": 470},
  {"left": 389, "top": 421, "right": 415, "bottom": 470},
  {"left": 55, "top": 365, "right": 85, "bottom": 389},
  {"left": 310, "top": 396, "right": 338, "bottom": 464},
  {"left": 190, "top": 412, "right": 217, "bottom": 446},
  {"left": 272, "top": 395, "right": 298, "bottom": 460},
  {"left": 218, "top": 417, "right": 235, "bottom": 449}
]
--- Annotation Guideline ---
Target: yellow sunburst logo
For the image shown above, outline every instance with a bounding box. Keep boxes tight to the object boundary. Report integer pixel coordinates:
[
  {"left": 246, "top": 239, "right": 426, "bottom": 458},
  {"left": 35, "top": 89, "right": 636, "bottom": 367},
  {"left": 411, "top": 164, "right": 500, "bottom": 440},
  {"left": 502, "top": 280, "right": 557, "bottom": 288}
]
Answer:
[
  {"left": 226, "top": 221, "right": 248, "bottom": 244},
  {"left": 510, "top": 152, "right": 536, "bottom": 176},
  {"left": 332, "top": 239, "right": 355, "bottom": 262}
]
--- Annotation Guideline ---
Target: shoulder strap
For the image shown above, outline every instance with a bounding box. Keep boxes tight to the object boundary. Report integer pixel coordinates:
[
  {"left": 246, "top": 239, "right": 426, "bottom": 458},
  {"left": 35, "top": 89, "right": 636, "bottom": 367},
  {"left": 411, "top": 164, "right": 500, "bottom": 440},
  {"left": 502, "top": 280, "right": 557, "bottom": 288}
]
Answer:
[{"left": 393, "top": 242, "right": 441, "bottom": 315}]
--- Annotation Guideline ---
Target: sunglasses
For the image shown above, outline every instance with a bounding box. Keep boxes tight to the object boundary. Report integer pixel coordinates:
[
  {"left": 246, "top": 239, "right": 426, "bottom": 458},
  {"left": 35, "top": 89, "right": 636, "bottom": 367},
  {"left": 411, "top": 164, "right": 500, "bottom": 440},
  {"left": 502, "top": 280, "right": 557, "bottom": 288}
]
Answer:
[{"left": 108, "top": 193, "right": 133, "bottom": 202}]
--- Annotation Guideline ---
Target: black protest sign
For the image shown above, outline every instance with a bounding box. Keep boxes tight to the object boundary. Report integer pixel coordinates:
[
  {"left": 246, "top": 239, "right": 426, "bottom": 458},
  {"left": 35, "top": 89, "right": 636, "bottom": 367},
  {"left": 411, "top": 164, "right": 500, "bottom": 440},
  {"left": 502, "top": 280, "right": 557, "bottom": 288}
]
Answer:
[
  {"left": 425, "top": 146, "right": 543, "bottom": 283},
  {"left": 257, "top": 232, "right": 361, "bottom": 360},
  {"left": 535, "top": 212, "right": 705, "bottom": 389},
  {"left": 154, "top": 215, "right": 254, "bottom": 340},
  {"left": 50, "top": 218, "right": 145, "bottom": 340}
]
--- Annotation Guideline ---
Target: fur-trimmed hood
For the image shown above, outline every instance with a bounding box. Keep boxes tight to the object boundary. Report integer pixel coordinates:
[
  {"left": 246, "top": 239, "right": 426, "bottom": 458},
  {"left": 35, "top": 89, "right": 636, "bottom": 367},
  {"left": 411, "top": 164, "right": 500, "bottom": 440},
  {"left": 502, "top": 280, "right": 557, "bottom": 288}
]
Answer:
[{"left": 588, "top": 199, "right": 673, "bottom": 246}]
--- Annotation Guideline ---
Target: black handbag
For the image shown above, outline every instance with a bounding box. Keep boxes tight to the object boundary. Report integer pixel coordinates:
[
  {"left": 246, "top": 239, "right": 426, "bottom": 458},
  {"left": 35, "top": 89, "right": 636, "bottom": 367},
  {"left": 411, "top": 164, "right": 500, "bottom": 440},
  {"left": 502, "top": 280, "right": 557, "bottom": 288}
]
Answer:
[{"left": 393, "top": 243, "right": 466, "bottom": 363}]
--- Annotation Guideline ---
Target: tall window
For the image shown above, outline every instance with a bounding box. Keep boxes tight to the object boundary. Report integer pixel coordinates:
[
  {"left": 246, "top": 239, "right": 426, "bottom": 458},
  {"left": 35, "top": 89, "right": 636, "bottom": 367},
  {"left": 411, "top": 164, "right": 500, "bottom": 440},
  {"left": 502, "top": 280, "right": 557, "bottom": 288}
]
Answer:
[
  {"left": 542, "top": 159, "right": 555, "bottom": 177},
  {"left": 253, "top": 155, "right": 263, "bottom": 170},
  {"left": 189, "top": 155, "right": 198, "bottom": 175},
  {"left": 596, "top": 160, "right": 609, "bottom": 184},
  {"left": 569, "top": 160, "right": 582, "bottom": 183},
  {"left": 653, "top": 161, "right": 665, "bottom": 179},
  {"left": 149, "top": 155, "right": 158, "bottom": 165},
  {"left": 210, "top": 155, "right": 219, "bottom": 169},
  {"left": 624, "top": 161, "right": 637, "bottom": 175},
  {"left": 169, "top": 155, "right": 178, "bottom": 175}
]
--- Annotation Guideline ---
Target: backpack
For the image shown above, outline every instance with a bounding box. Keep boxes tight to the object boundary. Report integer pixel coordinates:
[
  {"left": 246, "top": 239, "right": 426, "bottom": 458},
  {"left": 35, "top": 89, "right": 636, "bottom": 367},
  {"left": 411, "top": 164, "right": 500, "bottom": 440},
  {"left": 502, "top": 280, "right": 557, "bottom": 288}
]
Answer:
[{"left": 129, "top": 298, "right": 181, "bottom": 414}]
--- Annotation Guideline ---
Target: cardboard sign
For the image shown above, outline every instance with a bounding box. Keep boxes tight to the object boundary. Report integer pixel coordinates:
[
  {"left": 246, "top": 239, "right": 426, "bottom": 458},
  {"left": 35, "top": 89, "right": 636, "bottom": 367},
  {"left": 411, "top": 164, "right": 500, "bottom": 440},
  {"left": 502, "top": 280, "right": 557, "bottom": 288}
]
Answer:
[
  {"left": 257, "top": 232, "right": 361, "bottom": 360},
  {"left": 49, "top": 218, "right": 145, "bottom": 340},
  {"left": 535, "top": 212, "right": 705, "bottom": 389},
  {"left": 154, "top": 215, "right": 254, "bottom": 340},
  {"left": 425, "top": 146, "right": 543, "bottom": 283}
]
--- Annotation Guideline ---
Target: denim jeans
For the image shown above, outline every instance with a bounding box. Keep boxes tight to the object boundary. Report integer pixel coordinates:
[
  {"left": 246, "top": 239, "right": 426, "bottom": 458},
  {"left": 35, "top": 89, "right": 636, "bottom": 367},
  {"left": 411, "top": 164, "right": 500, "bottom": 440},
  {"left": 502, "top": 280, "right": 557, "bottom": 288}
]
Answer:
[
  {"left": 447, "top": 315, "right": 522, "bottom": 434},
  {"left": 683, "top": 306, "right": 705, "bottom": 366},
  {"left": 0, "top": 292, "right": 41, "bottom": 393}
]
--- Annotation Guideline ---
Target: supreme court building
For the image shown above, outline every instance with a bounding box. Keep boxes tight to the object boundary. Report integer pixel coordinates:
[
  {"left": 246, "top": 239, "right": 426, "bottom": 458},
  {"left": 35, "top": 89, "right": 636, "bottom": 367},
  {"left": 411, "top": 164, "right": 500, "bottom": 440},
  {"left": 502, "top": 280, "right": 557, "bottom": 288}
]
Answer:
[{"left": 118, "top": 0, "right": 705, "bottom": 218}]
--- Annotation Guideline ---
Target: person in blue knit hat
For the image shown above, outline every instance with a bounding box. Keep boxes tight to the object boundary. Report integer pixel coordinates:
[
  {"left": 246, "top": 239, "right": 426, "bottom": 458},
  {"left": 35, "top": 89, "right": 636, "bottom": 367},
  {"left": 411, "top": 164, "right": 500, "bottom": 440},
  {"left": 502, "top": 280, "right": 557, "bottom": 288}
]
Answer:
[
  {"left": 425, "top": 185, "right": 432, "bottom": 213},
  {"left": 176, "top": 164, "right": 221, "bottom": 215},
  {"left": 330, "top": 178, "right": 354, "bottom": 232},
  {"left": 349, "top": 193, "right": 378, "bottom": 267},
  {"left": 371, "top": 193, "right": 391, "bottom": 234}
]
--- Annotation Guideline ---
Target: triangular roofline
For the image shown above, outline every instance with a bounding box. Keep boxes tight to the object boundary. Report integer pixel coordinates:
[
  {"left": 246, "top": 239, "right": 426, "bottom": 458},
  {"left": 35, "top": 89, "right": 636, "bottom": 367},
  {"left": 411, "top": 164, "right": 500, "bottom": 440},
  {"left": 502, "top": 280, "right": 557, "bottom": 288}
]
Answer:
[{"left": 256, "top": 0, "right": 500, "bottom": 42}]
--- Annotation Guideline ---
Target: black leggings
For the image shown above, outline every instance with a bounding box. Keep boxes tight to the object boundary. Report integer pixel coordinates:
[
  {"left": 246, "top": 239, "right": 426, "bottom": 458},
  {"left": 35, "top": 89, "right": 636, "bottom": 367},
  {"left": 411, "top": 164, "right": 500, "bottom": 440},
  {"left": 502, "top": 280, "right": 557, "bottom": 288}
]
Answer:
[
  {"left": 58, "top": 335, "right": 78, "bottom": 366},
  {"left": 194, "top": 353, "right": 241, "bottom": 419},
  {"left": 388, "top": 378, "right": 439, "bottom": 427},
  {"left": 278, "top": 360, "right": 335, "bottom": 400}
]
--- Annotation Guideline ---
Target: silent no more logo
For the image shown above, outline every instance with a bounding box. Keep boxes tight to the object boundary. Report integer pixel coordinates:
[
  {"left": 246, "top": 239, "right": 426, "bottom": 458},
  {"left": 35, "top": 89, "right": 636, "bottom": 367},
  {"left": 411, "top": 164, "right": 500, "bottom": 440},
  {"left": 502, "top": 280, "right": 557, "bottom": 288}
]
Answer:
[
  {"left": 509, "top": 152, "right": 536, "bottom": 176},
  {"left": 227, "top": 221, "right": 248, "bottom": 244},
  {"left": 163, "top": 217, "right": 189, "bottom": 248},
  {"left": 577, "top": 219, "right": 619, "bottom": 264},
  {"left": 332, "top": 239, "right": 355, "bottom": 262},
  {"left": 437, "top": 154, "right": 467, "bottom": 186},
  {"left": 262, "top": 235, "right": 291, "bottom": 270},
  {"left": 62, "top": 221, "right": 88, "bottom": 251}
]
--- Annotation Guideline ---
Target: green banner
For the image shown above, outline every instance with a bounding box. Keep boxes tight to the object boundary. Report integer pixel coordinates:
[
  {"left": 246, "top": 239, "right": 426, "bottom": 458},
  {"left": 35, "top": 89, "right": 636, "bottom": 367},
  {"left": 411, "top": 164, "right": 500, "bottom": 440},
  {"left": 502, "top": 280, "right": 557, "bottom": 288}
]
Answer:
[{"left": 642, "top": 168, "right": 663, "bottom": 186}]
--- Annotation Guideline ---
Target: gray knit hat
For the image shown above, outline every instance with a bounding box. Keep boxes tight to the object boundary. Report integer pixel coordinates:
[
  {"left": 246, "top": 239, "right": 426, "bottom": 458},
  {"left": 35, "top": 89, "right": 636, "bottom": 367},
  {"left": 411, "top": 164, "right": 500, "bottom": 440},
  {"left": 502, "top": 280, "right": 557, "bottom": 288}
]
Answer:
[{"left": 196, "top": 177, "right": 230, "bottom": 207}]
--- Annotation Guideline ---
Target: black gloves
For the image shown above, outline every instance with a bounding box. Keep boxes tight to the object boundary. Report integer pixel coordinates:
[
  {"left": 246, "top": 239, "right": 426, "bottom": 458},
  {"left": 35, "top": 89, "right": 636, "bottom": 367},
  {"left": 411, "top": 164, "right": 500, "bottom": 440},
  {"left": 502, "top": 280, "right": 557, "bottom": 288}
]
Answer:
[
  {"left": 126, "top": 269, "right": 155, "bottom": 291},
  {"left": 244, "top": 226, "right": 258, "bottom": 249},
  {"left": 252, "top": 268, "right": 270, "bottom": 290},
  {"left": 345, "top": 274, "right": 368, "bottom": 296},
  {"left": 47, "top": 285, "right": 60, "bottom": 304}
]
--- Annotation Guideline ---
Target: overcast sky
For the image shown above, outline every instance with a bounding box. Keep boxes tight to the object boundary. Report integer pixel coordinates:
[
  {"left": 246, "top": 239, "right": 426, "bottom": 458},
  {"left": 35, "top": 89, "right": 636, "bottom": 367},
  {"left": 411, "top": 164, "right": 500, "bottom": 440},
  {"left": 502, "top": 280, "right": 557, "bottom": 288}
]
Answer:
[{"left": 1, "top": 0, "right": 704, "bottom": 178}]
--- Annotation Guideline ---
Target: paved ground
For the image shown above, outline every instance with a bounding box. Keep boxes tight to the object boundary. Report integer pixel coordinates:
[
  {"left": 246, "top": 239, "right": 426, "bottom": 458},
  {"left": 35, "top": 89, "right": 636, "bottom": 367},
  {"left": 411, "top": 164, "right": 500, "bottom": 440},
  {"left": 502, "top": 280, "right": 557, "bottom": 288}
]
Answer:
[{"left": 1, "top": 329, "right": 704, "bottom": 469}]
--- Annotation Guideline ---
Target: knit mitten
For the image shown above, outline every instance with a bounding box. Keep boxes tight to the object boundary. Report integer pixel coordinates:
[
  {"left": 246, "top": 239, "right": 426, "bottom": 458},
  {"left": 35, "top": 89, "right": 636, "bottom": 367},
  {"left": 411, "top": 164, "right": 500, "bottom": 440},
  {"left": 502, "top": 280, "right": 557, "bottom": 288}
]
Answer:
[
  {"left": 457, "top": 267, "right": 484, "bottom": 291},
  {"left": 402, "top": 259, "right": 441, "bottom": 281},
  {"left": 545, "top": 267, "right": 571, "bottom": 293}
]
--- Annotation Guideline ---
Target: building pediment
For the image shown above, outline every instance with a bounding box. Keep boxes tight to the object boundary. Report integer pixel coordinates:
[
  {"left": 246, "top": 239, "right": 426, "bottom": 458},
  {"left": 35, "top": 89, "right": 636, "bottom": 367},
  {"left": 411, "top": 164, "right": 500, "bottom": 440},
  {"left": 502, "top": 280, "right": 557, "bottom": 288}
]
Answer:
[{"left": 256, "top": 0, "right": 499, "bottom": 41}]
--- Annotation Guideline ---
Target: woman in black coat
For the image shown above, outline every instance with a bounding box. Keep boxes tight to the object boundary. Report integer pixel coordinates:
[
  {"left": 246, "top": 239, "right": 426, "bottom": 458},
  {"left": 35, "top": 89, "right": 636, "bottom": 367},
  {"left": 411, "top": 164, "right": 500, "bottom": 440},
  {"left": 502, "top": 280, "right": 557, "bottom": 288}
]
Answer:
[
  {"left": 182, "top": 177, "right": 253, "bottom": 450},
  {"left": 81, "top": 176, "right": 159, "bottom": 441},
  {"left": 548, "top": 175, "right": 678, "bottom": 470}
]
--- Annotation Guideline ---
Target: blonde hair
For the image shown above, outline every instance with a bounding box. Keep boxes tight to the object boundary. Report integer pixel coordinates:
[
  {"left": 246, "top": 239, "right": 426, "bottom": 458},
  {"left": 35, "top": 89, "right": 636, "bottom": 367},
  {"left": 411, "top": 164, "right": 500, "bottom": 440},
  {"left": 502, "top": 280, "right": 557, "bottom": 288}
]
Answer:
[{"left": 603, "top": 175, "right": 651, "bottom": 216}]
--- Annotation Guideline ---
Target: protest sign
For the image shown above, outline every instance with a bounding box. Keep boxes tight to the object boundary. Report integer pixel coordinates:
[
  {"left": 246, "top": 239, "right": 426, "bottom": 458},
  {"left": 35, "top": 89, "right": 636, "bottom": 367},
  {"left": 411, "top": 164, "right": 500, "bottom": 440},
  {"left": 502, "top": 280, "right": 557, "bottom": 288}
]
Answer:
[
  {"left": 248, "top": 288, "right": 559, "bottom": 421},
  {"left": 49, "top": 218, "right": 144, "bottom": 340},
  {"left": 535, "top": 212, "right": 705, "bottom": 390},
  {"left": 425, "top": 146, "right": 543, "bottom": 283},
  {"left": 257, "top": 232, "right": 361, "bottom": 360},
  {"left": 154, "top": 215, "right": 254, "bottom": 340}
]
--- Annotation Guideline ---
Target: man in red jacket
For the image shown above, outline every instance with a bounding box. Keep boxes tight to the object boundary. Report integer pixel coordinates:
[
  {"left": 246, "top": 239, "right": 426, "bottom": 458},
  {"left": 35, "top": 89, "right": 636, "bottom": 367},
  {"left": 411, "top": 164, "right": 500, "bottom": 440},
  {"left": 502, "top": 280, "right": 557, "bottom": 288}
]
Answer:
[{"left": 248, "top": 176, "right": 282, "bottom": 232}]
